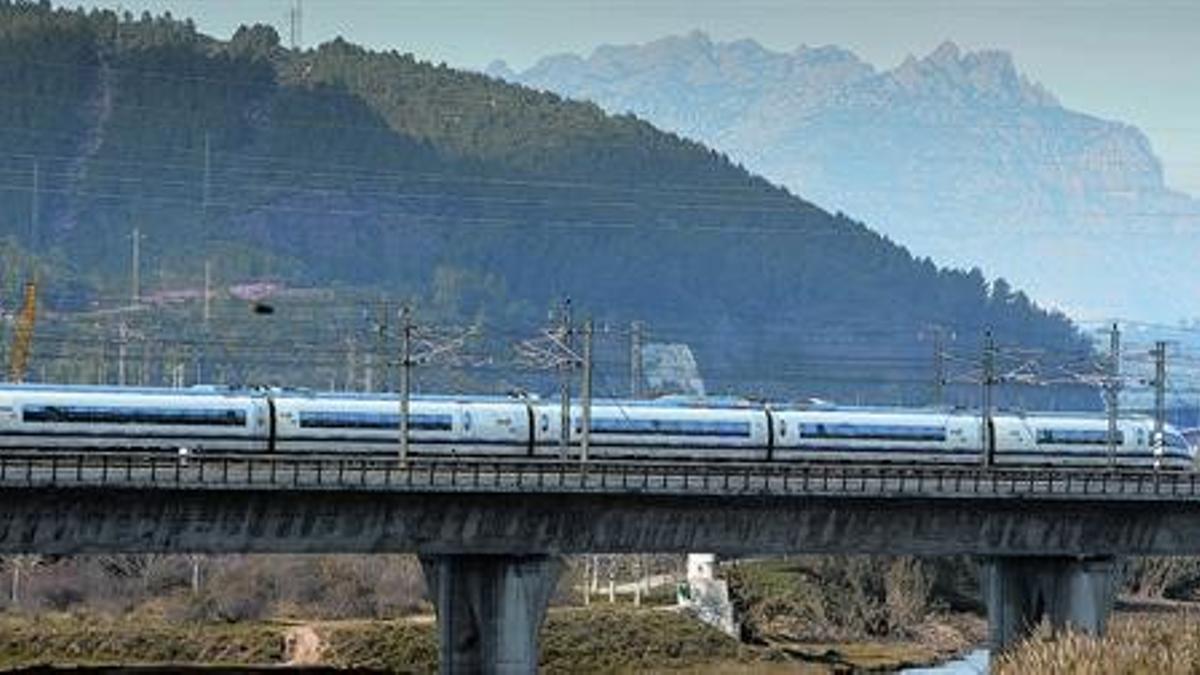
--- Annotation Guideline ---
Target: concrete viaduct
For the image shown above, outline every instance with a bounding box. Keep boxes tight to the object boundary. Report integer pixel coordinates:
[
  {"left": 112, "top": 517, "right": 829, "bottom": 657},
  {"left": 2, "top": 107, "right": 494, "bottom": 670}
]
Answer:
[{"left": 4, "top": 453, "right": 1200, "bottom": 673}]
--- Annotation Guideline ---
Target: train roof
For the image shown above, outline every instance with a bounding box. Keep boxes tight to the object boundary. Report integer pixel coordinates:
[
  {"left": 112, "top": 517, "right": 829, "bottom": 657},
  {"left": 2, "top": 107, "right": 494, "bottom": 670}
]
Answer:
[
  {"left": 556, "top": 395, "right": 762, "bottom": 409},
  {"left": 268, "top": 389, "right": 531, "bottom": 403},
  {"left": 0, "top": 385, "right": 1164, "bottom": 426},
  {"left": 0, "top": 383, "right": 255, "bottom": 397}
]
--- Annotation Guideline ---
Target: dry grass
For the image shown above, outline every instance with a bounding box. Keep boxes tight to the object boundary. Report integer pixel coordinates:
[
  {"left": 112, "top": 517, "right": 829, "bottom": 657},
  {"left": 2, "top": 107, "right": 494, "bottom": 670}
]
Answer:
[
  {"left": 318, "top": 606, "right": 744, "bottom": 673},
  {"left": 997, "top": 611, "right": 1200, "bottom": 674},
  {"left": 0, "top": 613, "right": 285, "bottom": 668}
]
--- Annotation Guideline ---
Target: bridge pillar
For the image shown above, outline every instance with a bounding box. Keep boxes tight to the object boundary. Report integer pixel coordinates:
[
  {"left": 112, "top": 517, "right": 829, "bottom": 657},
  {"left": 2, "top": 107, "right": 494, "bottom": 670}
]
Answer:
[
  {"left": 420, "top": 554, "right": 564, "bottom": 675},
  {"left": 983, "top": 556, "right": 1117, "bottom": 651}
]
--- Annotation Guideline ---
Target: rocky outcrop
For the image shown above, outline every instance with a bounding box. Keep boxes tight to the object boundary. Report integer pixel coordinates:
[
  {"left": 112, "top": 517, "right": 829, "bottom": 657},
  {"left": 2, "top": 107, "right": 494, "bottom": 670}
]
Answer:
[{"left": 497, "top": 35, "right": 1200, "bottom": 321}]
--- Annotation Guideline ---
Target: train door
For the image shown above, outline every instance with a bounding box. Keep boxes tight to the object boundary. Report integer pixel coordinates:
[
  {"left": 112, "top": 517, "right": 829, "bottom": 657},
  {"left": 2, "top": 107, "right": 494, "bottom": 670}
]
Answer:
[
  {"left": 992, "top": 416, "right": 1035, "bottom": 465},
  {"left": 983, "top": 416, "right": 997, "bottom": 466},
  {"left": 522, "top": 400, "right": 536, "bottom": 457},
  {"left": 265, "top": 395, "right": 277, "bottom": 454},
  {"left": 459, "top": 404, "right": 474, "bottom": 456}
]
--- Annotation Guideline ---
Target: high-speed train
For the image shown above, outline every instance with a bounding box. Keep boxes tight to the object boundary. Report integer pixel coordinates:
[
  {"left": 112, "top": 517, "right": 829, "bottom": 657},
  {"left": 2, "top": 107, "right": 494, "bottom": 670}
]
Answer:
[{"left": 0, "top": 384, "right": 1193, "bottom": 469}]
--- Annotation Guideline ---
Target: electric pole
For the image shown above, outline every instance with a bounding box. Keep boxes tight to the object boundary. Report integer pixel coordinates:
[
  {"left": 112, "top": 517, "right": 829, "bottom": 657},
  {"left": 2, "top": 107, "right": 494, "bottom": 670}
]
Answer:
[
  {"left": 399, "top": 306, "right": 412, "bottom": 463},
  {"left": 1151, "top": 341, "right": 1168, "bottom": 441},
  {"left": 130, "top": 226, "right": 142, "bottom": 305},
  {"left": 933, "top": 327, "right": 945, "bottom": 407},
  {"left": 197, "top": 260, "right": 211, "bottom": 385},
  {"left": 364, "top": 351, "right": 374, "bottom": 392},
  {"left": 391, "top": 307, "right": 472, "bottom": 462},
  {"left": 139, "top": 333, "right": 149, "bottom": 386},
  {"left": 633, "top": 556, "right": 643, "bottom": 607},
  {"left": 582, "top": 557, "right": 591, "bottom": 606},
  {"left": 1106, "top": 323, "right": 1121, "bottom": 466},
  {"left": 981, "top": 331, "right": 996, "bottom": 468},
  {"left": 288, "top": 0, "right": 303, "bottom": 50},
  {"left": 117, "top": 319, "right": 128, "bottom": 386},
  {"left": 202, "top": 131, "right": 211, "bottom": 210},
  {"left": 630, "top": 320, "right": 643, "bottom": 398},
  {"left": 203, "top": 261, "right": 211, "bottom": 325},
  {"left": 559, "top": 299, "right": 573, "bottom": 459},
  {"left": 344, "top": 337, "right": 357, "bottom": 392},
  {"left": 30, "top": 160, "right": 38, "bottom": 252},
  {"left": 375, "top": 300, "right": 391, "bottom": 391},
  {"left": 581, "top": 318, "right": 593, "bottom": 462}
]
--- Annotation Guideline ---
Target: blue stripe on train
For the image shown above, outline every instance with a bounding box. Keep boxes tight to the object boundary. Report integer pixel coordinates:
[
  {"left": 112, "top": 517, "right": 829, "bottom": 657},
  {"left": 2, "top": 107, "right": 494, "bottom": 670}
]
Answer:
[{"left": 0, "top": 431, "right": 1190, "bottom": 462}]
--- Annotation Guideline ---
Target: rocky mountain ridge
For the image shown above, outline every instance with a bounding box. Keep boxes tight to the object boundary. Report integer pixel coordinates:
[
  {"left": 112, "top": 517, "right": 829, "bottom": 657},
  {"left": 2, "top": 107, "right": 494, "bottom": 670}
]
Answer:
[{"left": 493, "top": 32, "right": 1199, "bottom": 321}]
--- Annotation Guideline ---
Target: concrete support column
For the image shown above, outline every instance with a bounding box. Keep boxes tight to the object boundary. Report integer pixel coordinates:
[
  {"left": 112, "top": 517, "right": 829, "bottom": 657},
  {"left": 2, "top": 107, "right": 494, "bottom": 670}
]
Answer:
[
  {"left": 420, "top": 554, "right": 564, "bottom": 675},
  {"left": 984, "top": 556, "right": 1117, "bottom": 652}
]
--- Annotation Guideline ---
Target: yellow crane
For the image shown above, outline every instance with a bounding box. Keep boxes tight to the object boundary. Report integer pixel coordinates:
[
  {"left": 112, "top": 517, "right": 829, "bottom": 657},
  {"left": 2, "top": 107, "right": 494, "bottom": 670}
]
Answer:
[{"left": 8, "top": 278, "right": 37, "bottom": 383}]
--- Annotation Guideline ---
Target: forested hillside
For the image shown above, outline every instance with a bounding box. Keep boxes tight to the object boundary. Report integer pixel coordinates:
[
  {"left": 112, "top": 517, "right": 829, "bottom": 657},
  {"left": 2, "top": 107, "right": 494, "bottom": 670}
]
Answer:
[{"left": 0, "top": 3, "right": 1091, "bottom": 404}]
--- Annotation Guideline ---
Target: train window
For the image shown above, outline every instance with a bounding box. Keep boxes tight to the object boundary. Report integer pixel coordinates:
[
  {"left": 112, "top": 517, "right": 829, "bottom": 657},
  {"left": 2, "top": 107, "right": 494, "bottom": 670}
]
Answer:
[
  {"left": 463, "top": 411, "right": 473, "bottom": 433},
  {"left": 778, "top": 419, "right": 787, "bottom": 437},
  {"left": 298, "top": 411, "right": 452, "bottom": 431},
  {"left": 1166, "top": 432, "right": 1190, "bottom": 450},
  {"left": 588, "top": 418, "right": 751, "bottom": 437},
  {"left": 540, "top": 414, "right": 550, "bottom": 433},
  {"left": 21, "top": 405, "right": 247, "bottom": 426},
  {"left": 1036, "top": 429, "right": 1122, "bottom": 445},
  {"left": 798, "top": 423, "right": 946, "bottom": 442}
]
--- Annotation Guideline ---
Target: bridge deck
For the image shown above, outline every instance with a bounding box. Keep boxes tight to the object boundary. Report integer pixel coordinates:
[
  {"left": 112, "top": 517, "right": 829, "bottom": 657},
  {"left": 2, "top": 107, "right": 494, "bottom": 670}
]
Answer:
[{"left": 0, "top": 452, "right": 1196, "bottom": 501}]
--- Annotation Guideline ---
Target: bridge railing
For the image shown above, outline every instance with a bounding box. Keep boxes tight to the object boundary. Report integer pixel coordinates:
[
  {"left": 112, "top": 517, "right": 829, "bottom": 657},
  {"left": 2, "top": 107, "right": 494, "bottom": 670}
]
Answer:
[{"left": 0, "top": 452, "right": 1196, "bottom": 500}]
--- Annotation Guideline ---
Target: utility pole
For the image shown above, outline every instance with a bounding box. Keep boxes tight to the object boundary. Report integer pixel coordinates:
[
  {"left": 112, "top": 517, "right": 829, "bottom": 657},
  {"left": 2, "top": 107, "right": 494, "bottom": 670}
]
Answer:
[
  {"left": 97, "top": 342, "right": 107, "bottom": 385},
  {"left": 399, "top": 306, "right": 413, "bottom": 463},
  {"left": 559, "top": 299, "right": 573, "bottom": 459},
  {"left": 203, "top": 261, "right": 212, "bottom": 325},
  {"left": 288, "top": 0, "right": 303, "bottom": 50},
  {"left": 375, "top": 300, "right": 391, "bottom": 391},
  {"left": 1106, "top": 323, "right": 1121, "bottom": 466},
  {"left": 139, "top": 334, "right": 149, "bottom": 386},
  {"left": 0, "top": 309, "right": 7, "bottom": 379},
  {"left": 630, "top": 320, "right": 643, "bottom": 398},
  {"left": 130, "top": 226, "right": 142, "bottom": 305},
  {"left": 364, "top": 351, "right": 374, "bottom": 392},
  {"left": 189, "top": 554, "right": 202, "bottom": 595},
  {"left": 932, "top": 327, "right": 945, "bottom": 407},
  {"left": 1151, "top": 341, "right": 1168, "bottom": 441},
  {"left": 202, "top": 131, "right": 211, "bottom": 210},
  {"left": 117, "top": 319, "right": 128, "bottom": 386},
  {"left": 633, "top": 556, "right": 643, "bottom": 607},
  {"left": 29, "top": 160, "right": 38, "bottom": 252},
  {"left": 582, "top": 557, "right": 590, "bottom": 606},
  {"left": 581, "top": 318, "right": 593, "bottom": 462},
  {"left": 981, "top": 331, "right": 996, "bottom": 468},
  {"left": 197, "top": 260, "right": 211, "bottom": 385}
]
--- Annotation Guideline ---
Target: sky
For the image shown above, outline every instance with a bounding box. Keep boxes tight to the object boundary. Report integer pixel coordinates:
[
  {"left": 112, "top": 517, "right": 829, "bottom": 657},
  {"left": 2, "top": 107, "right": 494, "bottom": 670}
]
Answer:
[{"left": 68, "top": 0, "right": 1200, "bottom": 195}]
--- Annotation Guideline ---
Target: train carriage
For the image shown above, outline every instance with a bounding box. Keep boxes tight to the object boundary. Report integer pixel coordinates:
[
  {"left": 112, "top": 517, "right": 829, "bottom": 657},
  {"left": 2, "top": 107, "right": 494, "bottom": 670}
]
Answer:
[
  {"left": 532, "top": 398, "right": 771, "bottom": 461},
  {"left": 770, "top": 407, "right": 980, "bottom": 464},
  {"left": 997, "top": 413, "right": 1193, "bottom": 469},
  {"left": 270, "top": 392, "right": 531, "bottom": 457},
  {"left": 0, "top": 384, "right": 268, "bottom": 454}
]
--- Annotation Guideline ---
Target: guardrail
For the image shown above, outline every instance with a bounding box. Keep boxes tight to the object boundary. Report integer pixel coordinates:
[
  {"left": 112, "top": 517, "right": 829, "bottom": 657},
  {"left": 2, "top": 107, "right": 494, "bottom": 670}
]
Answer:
[{"left": 0, "top": 452, "right": 1197, "bottom": 501}]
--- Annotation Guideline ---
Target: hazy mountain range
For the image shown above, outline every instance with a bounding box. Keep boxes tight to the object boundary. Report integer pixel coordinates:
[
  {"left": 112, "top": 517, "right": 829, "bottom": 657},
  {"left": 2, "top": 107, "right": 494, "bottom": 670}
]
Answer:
[
  {"left": 0, "top": 6, "right": 1090, "bottom": 405},
  {"left": 490, "top": 32, "right": 1200, "bottom": 322}
]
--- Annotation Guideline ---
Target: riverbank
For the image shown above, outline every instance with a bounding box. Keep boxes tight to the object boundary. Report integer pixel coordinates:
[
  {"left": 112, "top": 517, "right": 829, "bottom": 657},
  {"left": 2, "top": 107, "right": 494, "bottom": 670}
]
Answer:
[
  {"left": 0, "top": 607, "right": 742, "bottom": 673},
  {"left": 996, "top": 601, "right": 1200, "bottom": 674},
  {"left": 0, "top": 606, "right": 985, "bottom": 673}
]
